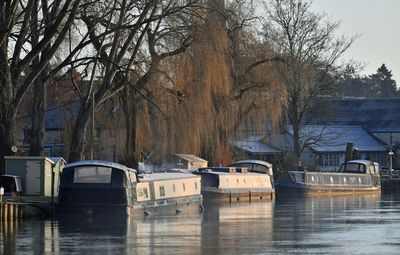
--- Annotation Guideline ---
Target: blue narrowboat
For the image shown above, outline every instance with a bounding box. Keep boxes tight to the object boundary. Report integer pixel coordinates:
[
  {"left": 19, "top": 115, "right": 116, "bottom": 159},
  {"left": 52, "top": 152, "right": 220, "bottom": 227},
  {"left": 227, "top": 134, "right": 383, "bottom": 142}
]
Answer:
[
  {"left": 279, "top": 160, "right": 381, "bottom": 193},
  {"left": 56, "top": 160, "right": 203, "bottom": 217}
]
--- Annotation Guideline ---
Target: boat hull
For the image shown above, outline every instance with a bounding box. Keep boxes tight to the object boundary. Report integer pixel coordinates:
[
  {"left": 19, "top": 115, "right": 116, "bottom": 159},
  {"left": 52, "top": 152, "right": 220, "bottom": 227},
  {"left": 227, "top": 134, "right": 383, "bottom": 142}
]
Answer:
[
  {"left": 277, "top": 171, "right": 381, "bottom": 194},
  {"left": 201, "top": 187, "right": 275, "bottom": 202},
  {"left": 55, "top": 194, "right": 203, "bottom": 218}
]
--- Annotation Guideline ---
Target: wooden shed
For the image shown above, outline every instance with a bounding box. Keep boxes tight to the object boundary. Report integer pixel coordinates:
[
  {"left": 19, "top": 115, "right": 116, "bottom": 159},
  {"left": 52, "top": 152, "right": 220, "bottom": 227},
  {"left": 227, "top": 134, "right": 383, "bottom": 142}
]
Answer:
[
  {"left": 4, "top": 156, "right": 66, "bottom": 197},
  {"left": 173, "top": 154, "right": 208, "bottom": 172}
]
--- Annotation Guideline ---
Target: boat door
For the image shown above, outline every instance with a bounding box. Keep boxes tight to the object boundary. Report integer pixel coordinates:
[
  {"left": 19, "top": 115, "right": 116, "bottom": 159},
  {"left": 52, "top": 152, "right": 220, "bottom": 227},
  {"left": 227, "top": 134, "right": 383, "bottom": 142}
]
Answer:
[{"left": 26, "top": 160, "right": 41, "bottom": 195}]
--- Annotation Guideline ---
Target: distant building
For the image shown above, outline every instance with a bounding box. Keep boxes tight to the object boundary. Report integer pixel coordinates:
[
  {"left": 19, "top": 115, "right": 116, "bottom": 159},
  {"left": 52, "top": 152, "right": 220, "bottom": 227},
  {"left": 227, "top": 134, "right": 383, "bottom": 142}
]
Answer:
[{"left": 233, "top": 98, "right": 400, "bottom": 170}]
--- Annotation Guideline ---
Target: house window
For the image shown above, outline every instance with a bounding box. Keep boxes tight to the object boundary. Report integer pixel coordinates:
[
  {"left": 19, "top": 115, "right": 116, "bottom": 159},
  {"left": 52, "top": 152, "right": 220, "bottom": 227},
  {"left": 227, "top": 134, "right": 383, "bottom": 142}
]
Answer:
[
  {"left": 366, "top": 152, "right": 387, "bottom": 167},
  {"left": 322, "top": 153, "right": 340, "bottom": 167}
]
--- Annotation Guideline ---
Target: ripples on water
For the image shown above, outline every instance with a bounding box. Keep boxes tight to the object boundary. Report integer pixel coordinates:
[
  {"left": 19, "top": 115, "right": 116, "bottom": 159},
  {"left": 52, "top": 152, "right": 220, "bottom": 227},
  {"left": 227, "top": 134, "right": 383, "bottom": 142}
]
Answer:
[{"left": 1, "top": 192, "right": 400, "bottom": 255}]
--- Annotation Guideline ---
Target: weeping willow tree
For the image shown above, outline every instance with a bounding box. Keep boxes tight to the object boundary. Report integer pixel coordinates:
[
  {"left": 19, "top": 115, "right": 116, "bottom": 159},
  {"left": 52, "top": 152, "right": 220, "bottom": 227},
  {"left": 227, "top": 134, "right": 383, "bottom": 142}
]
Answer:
[{"left": 131, "top": 0, "right": 286, "bottom": 166}]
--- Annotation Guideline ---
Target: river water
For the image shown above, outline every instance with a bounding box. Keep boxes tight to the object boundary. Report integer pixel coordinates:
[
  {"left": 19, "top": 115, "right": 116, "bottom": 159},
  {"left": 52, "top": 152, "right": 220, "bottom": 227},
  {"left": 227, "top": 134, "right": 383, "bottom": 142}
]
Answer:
[{"left": 2, "top": 192, "right": 400, "bottom": 254}]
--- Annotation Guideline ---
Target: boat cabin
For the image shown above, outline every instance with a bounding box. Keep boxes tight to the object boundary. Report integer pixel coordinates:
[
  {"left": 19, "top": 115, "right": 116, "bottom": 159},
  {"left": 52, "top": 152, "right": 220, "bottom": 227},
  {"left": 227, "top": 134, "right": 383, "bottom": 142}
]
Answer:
[
  {"left": 227, "top": 160, "right": 273, "bottom": 176},
  {"left": 196, "top": 167, "right": 275, "bottom": 201},
  {"left": 58, "top": 160, "right": 137, "bottom": 208},
  {"left": 0, "top": 174, "right": 23, "bottom": 196},
  {"left": 338, "top": 160, "right": 380, "bottom": 176}
]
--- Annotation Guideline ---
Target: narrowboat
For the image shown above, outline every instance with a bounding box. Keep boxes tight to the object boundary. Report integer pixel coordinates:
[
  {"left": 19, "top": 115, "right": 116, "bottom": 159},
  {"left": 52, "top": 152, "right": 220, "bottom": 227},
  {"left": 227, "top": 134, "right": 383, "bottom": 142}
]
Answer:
[
  {"left": 195, "top": 166, "right": 275, "bottom": 202},
  {"left": 56, "top": 160, "right": 203, "bottom": 217},
  {"left": 227, "top": 159, "right": 275, "bottom": 187},
  {"left": 278, "top": 160, "right": 381, "bottom": 193}
]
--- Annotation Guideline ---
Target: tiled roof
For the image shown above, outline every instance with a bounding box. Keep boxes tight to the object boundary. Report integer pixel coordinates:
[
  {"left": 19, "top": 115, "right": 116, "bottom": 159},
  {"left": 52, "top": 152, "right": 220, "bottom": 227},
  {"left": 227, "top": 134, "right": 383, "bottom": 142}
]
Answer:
[
  {"left": 232, "top": 136, "right": 283, "bottom": 154},
  {"left": 288, "top": 125, "right": 387, "bottom": 152},
  {"left": 307, "top": 98, "right": 400, "bottom": 132}
]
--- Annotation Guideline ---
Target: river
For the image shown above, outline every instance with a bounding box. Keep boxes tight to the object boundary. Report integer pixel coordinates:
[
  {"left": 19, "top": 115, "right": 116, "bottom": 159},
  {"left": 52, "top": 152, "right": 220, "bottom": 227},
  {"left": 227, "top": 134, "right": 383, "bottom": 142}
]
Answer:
[{"left": 2, "top": 192, "right": 400, "bottom": 254}]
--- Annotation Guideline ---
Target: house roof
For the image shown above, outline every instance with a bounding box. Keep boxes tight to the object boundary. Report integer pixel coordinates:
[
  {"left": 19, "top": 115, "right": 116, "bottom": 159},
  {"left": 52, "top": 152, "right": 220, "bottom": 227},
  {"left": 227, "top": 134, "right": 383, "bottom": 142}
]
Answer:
[
  {"left": 288, "top": 125, "right": 387, "bottom": 153},
  {"left": 232, "top": 135, "right": 283, "bottom": 154},
  {"left": 308, "top": 98, "right": 400, "bottom": 133}
]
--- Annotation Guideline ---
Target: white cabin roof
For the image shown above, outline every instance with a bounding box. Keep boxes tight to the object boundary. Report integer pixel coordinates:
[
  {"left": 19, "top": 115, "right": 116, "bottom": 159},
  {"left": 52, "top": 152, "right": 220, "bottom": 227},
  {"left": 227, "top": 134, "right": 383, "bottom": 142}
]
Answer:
[
  {"left": 232, "top": 160, "right": 272, "bottom": 168},
  {"left": 138, "top": 172, "right": 200, "bottom": 182},
  {"left": 65, "top": 160, "right": 136, "bottom": 173}
]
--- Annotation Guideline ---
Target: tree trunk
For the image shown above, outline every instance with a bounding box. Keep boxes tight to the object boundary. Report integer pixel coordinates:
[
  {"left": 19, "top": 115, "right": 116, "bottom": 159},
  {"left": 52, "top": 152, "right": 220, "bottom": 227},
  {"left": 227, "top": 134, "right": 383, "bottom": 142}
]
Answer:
[
  {"left": 67, "top": 103, "right": 92, "bottom": 162},
  {"left": 121, "top": 88, "right": 138, "bottom": 168},
  {"left": 292, "top": 122, "right": 302, "bottom": 168},
  {"left": 29, "top": 77, "right": 47, "bottom": 156},
  {"left": 0, "top": 37, "right": 14, "bottom": 170},
  {"left": 0, "top": 107, "right": 16, "bottom": 171}
]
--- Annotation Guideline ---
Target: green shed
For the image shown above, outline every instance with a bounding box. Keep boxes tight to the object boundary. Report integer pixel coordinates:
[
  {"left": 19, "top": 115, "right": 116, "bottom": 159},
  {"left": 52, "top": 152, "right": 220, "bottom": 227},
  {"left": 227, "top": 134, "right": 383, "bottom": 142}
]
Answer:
[{"left": 4, "top": 156, "right": 66, "bottom": 197}]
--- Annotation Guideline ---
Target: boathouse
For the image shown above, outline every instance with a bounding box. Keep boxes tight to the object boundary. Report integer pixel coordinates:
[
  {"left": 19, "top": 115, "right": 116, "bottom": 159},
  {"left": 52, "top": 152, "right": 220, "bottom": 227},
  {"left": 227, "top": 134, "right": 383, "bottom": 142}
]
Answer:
[
  {"left": 173, "top": 154, "right": 208, "bottom": 172},
  {"left": 4, "top": 156, "right": 66, "bottom": 197}
]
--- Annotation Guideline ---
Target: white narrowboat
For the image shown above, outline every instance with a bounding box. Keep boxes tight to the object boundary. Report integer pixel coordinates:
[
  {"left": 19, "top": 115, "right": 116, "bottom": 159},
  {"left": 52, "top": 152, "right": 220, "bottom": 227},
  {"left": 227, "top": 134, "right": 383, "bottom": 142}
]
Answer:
[{"left": 196, "top": 166, "right": 275, "bottom": 202}]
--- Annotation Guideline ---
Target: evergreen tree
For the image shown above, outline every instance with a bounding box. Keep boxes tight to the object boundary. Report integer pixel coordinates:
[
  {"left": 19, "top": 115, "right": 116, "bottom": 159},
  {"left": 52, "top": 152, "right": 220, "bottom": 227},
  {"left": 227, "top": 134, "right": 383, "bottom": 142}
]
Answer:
[{"left": 369, "top": 64, "right": 398, "bottom": 98}]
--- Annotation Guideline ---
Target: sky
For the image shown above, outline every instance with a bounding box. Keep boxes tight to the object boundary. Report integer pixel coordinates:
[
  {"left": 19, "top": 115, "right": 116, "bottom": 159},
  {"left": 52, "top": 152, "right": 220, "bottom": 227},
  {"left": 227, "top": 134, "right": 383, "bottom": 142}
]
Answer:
[{"left": 311, "top": 0, "right": 400, "bottom": 84}]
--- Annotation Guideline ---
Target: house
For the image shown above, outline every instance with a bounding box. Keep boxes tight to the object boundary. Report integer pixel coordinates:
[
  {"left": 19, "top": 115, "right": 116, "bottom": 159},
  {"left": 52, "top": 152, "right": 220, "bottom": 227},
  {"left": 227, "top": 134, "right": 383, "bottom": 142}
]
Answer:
[
  {"left": 306, "top": 98, "right": 400, "bottom": 168},
  {"left": 309, "top": 98, "right": 400, "bottom": 145},
  {"left": 231, "top": 135, "right": 285, "bottom": 163},
  {"left": 16, "top": 80, "right": 125, "bottom": 162},
  {"left": 233, "top": 98, "right": 400, "bottom": 170},
  {"left": 288, "top": 125, "right": 388, "bottom": 171}
]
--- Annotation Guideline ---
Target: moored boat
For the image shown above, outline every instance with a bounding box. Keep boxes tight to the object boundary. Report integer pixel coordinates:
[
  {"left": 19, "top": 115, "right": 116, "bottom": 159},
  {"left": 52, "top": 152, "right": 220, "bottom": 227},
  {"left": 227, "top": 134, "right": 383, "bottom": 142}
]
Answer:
[
  {"left": 56, "top": 160, "right": 203, "bottom": 217},
  {"left": 278, "top": 160, "right": 381, "bottom": 193},
  {"left": 195, "top": 166, "right": 275, "bottom": 202}
]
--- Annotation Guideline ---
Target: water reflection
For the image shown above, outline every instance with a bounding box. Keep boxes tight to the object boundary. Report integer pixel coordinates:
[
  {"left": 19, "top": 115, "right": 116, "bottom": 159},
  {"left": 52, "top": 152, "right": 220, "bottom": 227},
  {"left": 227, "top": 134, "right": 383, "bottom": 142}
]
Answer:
[
  {"left": 201, "top": 201, "right": 274, "bottom": 255},
  {"left": 1, "top": 193, "right": 400, "bottom": 254}
]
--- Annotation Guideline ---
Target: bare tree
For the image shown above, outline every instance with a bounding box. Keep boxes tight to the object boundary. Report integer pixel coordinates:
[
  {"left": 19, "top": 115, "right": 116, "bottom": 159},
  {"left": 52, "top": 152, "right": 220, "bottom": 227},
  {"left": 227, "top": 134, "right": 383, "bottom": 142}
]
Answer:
[
  {"left": 0, "top": 0, "right": 82, "bottom": 168},
  {"left": 262, "top": 0, "right": 357, "bottom": 167},
  {"left": 63, "top": 0, "right": 200, "bottom": 165}
]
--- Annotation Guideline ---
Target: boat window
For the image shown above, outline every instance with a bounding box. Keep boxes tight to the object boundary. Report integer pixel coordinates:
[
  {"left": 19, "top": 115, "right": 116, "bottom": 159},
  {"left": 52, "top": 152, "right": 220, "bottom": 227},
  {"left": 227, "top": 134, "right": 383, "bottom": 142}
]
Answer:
[
  {"left": 236, "top": 179, "right": 239, "bottom": 184},
  {"left": 254, "top": 164, "right": 268, "bottom": 173},
  {"left": 195, "top": 182, "right": 198, "bottom": 190},
  {"left": 159, "top": 186, "right": 165, "bottom": 197},
  {"left": 173, "top": 183, "right": 176, "bottom": 192},
  {"left": 73, "top": 166, "right": 112, "bottom": 183},
  {"left": 342, "top": 163, "right": 366, "bottom": 174},
  {"left": 237, "top": 163, "right": 252, "bottom": 171},
  {"left": 182, "top": 183, "right": 186, "bottom": 191},
  {"left": 137, "top": 188, "right": 149, "bottom": 199}
]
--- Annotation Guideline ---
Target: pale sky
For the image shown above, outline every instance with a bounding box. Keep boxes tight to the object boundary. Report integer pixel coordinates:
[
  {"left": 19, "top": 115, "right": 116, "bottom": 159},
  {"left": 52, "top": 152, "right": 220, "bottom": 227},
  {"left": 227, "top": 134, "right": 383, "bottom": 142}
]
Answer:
[{"left": 311, "top": 0, "right": 400, "bottom": 83}]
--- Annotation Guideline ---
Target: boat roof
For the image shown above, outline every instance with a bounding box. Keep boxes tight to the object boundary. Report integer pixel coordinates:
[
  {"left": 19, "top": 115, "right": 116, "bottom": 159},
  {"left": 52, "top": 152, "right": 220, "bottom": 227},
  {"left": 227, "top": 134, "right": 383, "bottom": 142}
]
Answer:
[
  {"left": 231, "top": 160, "right": 272, "bottom": 168},
  {"left": 345, "top": 160, "right": 378, "bottom": 166},
  {"left": 138, "top": 172, "right": 200, "bottom": 181},
  {"left": 198, "top": 171, "right": 265, "bottom": 176},
  {"left": 64, "top": 160, "right": 136, "bottom": 172},
  {"left": 174, "top": 154, "right": 208, "bottom": 163}
]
